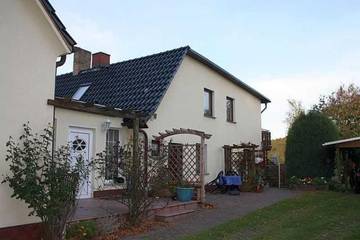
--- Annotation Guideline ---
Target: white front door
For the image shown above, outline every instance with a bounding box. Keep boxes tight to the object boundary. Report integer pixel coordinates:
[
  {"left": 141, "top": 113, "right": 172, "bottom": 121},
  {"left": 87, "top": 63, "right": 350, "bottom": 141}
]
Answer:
[{"left": 68, "top": 128, "right": 92, "bottom": 199}]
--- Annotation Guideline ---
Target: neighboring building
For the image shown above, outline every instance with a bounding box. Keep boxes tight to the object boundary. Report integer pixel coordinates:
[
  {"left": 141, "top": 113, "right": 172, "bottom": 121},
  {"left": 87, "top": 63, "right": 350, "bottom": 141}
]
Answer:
[
  {"left": 0, "top": 0, "right": 75, "bottom": 235},
  {"left": 55, "top": 46, "right": 271, "bottom": 197}
]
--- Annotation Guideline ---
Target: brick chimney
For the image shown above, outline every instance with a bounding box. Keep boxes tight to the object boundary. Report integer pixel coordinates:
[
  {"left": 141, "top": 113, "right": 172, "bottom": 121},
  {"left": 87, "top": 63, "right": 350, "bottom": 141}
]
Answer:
[
  {"left": 73, "top": 47, "right": 91, "bottom": 75},
  {"left": 92, "top": 52, "right": 110, "bottom": 68}
]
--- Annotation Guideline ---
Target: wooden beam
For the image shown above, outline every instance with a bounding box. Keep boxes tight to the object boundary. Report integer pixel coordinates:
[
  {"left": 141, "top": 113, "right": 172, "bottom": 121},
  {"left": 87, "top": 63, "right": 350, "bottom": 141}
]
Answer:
[
  {"left": 337, "top": 141, "right": 360, "bottom": 149},
  {"left": 153, "top": 128, "right": 212, "bottom": 141},
  {"left": 48, "top": 98, "right": 147, "bottom": 119}
]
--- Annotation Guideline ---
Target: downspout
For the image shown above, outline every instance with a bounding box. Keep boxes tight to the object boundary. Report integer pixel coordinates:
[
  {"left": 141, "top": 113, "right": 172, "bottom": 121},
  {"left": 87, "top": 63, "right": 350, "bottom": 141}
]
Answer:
[
  {"left": 261, "top": 103, "right": 268, "bottom": 114},
  {"left": 52, "top": 54, "right": 67, "bottom": 157},
  {"left": 56, "top": 55, "right": 67, "bottom": 67}
]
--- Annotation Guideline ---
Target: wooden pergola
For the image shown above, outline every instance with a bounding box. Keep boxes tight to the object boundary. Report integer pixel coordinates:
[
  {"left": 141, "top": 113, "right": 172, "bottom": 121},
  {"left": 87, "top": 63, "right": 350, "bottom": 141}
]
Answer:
[
  {"left": 153, "top": 128, "right": 212, "bottom": 203},
  {"left": 223, "top": 142, "right": 259, "bottom": 185}
]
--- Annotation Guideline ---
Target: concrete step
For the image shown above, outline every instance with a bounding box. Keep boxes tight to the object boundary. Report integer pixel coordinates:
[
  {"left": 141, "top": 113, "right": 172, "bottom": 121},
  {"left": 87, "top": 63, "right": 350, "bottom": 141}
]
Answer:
[
  {"left": 155, "top": 209, "right": 196, "bottom": 222},
  {"left": 147, "top": 200, "right": 199, "bottom": 219}
]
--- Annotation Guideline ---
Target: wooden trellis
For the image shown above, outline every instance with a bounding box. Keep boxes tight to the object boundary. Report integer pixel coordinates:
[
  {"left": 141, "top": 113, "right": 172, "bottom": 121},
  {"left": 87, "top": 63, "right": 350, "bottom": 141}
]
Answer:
[
  {"left": 223, "top": 143, "right": 258, "bottom": 183},
  {"left": 152, "top": 128, "right": 211, "bottom": 203}
]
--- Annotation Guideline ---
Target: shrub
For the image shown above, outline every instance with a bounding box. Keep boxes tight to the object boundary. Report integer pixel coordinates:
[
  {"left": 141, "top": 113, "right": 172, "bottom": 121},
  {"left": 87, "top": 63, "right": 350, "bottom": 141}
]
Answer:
[
  {"left": 313, "top": 177, "right": 328, "bottom": 186},
  {"left": 66, "top": 221, "right": 97, "bottom": 240},
  {"left": 286, "top": 111, "right": 339, "bottom": 178},
  {"left": 2, "top": 124, "right": 92, "bottom": 240}
]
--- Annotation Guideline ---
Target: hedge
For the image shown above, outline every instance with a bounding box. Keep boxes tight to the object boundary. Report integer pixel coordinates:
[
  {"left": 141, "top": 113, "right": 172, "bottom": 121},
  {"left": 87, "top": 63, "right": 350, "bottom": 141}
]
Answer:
[{"left": 285, "top": 111, "right": 339, "bottom": 177}]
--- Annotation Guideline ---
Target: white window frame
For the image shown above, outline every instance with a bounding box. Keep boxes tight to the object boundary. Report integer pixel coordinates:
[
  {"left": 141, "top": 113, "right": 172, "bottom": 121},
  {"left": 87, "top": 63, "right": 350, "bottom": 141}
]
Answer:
[{"left": 72, "top": 85, "right": 90, "bottom": 100}]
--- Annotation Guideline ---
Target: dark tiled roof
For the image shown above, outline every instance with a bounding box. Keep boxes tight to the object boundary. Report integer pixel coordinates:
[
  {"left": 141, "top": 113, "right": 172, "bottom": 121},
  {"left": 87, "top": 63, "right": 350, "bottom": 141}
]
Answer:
[
  {"left": 55, "top": 46, "right": 270, "bottom": 116},
  {"left": 56, "top": 47, "right": 188, "bottom": 115},
  {"left": 39, "top": 0, "right": 76, "bottom": 49}
]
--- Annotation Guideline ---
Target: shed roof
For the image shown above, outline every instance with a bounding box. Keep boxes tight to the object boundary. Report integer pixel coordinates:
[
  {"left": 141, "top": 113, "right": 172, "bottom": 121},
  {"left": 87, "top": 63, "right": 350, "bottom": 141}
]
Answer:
[{"left": 322, "top": 137, "right": 360, "bottom": 148}]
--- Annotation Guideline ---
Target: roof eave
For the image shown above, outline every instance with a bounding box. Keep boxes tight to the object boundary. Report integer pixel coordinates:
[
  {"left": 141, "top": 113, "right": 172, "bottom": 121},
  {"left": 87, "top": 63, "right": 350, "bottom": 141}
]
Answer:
[
  {"left": 37, "top": 0, "right": 76, "bottom": 53},
  {"left": 186, "top": 48, "right": 271, "bottom": 104}
]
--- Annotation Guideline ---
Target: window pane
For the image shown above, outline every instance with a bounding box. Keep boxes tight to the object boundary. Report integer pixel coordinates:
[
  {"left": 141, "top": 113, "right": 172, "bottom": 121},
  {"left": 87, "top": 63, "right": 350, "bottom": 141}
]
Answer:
[
  {"left": 105, "top": 129, "right": 120, "bottom": 180},
  {"left": 204, "top": 89, "right": 213, "bottom": 116},
  {"left": 72, "top": 85, "right": 90, "bottom": 100},
  {"left": 226, "top": 97, "right": 234, "bottom": 122},
  {"left": 204, "top": 91, "right": 209, "bottom": 112}
]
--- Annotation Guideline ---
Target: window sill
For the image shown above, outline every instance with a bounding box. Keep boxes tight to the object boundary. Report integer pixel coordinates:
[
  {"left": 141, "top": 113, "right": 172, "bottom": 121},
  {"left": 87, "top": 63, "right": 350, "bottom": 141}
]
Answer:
[
  {"left": 204, "top": 114, "right": 216, "bottom": 119},
  {"left": 226, "top": 120, "right": 237, "bottom": 124}
]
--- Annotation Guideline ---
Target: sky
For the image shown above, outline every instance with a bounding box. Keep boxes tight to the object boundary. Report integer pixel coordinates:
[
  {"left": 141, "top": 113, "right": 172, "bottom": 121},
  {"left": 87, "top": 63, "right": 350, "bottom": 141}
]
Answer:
[{"left": 53, "top": 0, "right": 360, "bottom": 138}]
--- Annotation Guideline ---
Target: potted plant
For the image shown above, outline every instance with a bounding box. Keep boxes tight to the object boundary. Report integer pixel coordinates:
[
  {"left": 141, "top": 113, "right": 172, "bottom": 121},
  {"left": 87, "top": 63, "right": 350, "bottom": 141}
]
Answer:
[{"left": 176, "top": 181, "right": 194, "bottom": 202}]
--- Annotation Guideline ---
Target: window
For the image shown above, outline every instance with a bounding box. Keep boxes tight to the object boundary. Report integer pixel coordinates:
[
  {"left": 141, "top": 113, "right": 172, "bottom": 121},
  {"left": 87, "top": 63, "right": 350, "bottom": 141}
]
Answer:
[
  {"left": 105, "top": 129, "right": 120, "bottom": 180},
  {"left": 151, "top": 140, "right": 160, "bottom": 156},
  {"left": 204, "top": 88, "right": 213, "bottom": 117},
  {"left": 72, "top": 85, "right": 90, "bottom": 100},
  {"left": 226, "top": 97, "right": 234, "bottom": 122}
]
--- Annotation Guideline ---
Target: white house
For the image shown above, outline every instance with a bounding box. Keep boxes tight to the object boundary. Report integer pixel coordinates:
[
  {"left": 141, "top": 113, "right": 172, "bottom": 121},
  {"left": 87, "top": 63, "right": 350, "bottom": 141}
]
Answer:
[
  {"left": 0, "top": 0, "right": 75, "bottom": 236},
  {"left": 54, "top": 46, "right": 271, "bottom": 197},
  {"left": 0, "top": 0, "right": 270, "bottom": 237}
]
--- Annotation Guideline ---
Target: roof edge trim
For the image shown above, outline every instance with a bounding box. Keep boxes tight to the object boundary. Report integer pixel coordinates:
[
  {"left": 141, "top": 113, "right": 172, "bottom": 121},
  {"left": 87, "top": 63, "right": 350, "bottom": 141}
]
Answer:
[{"left": 186, "top": 48, "right": 270, "bottom": 103}]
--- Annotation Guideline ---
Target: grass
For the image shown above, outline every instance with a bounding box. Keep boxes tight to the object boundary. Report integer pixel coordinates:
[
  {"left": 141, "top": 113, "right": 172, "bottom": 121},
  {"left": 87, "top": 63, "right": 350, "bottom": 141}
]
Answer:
[{"left": 182, "top": 191, "right": 360, "bottom": 240}]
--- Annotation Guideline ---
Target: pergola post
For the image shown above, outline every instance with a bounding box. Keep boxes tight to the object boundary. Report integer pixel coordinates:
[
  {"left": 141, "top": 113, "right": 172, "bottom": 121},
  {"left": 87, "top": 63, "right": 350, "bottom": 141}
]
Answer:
[
  {"left": 132, "top": 117, "right": 140, "bottom": 169},
  {"left": 199, "top": 136, "right": 205, "bottom": 203}
]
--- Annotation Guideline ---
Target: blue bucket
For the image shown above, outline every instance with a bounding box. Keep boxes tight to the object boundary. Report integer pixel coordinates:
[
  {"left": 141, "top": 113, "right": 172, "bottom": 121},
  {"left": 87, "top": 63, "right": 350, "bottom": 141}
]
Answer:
[{"left": 176, "top": 187, "right": 194, "bottom": 202}]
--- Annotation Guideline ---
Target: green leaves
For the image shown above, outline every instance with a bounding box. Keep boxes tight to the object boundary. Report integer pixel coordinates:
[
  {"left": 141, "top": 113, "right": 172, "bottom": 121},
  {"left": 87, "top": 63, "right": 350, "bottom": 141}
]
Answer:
[
  {"left": 313, "top": 84, "right": 360, "bottom": 138},
  {"left": 2, "top": 123, "right": 91, "bottom": 239},
  {"left": 286, "top": 112, "right": 339, "bottom": 178}
]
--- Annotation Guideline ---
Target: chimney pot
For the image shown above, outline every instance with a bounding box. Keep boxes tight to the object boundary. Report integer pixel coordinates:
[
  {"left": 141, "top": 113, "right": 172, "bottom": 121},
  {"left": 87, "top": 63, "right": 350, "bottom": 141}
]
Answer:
[
  {"left": 92, "top": 52, "right": 110, "bottom": 68},
  {"left": 73, "top": 47, "right": 91, "bottom": 75}
]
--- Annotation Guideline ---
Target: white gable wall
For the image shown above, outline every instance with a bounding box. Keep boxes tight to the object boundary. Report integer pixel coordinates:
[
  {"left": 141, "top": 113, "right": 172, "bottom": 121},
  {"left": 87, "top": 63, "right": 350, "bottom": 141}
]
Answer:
[
  {"left": 0, "top": 0, "right": 68, "bottom": 228},
  {"left": 145, "top": 55, "right": 262, "bottom": 182}
]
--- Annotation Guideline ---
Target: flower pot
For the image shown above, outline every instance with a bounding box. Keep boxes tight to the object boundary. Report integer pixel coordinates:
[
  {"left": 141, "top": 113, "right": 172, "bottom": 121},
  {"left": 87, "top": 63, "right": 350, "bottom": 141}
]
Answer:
[{"left": 176, "top": 187, "right": 194, "bottom": 202}]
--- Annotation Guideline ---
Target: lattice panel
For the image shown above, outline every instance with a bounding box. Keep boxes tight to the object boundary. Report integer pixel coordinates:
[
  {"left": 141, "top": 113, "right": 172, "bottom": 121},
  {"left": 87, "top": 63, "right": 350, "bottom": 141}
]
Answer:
[
  {"left": 224, "top": 147, "right": 256, "bottom": 183},
  {"left": 229, "top": 149, "right": 245, "bottom": 176},
  {"left": 148, "top": 143, "right": 201, "bottom": 186}
]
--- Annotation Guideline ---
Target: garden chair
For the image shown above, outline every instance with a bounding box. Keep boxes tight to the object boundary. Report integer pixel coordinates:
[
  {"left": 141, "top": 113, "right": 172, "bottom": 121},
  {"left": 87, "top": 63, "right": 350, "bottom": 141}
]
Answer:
[{"left": 205, "top": 171, "right": 227, "bottom": 193}]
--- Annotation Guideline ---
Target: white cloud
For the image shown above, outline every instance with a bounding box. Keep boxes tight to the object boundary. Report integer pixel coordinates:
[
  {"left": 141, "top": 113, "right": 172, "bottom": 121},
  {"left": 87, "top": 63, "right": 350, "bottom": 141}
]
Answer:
[
  {"left": 57, "top": 13, "right": 122, "bottom": 74},
  {"left": 253, "top": 71, "right": 359, "bottom": 139}
]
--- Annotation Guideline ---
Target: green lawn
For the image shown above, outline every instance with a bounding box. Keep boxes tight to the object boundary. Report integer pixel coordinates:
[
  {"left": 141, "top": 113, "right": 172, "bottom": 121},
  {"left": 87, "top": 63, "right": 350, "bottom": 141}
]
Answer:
[{"left": 182, "top": 192, "right": 360, "bottom": 240}]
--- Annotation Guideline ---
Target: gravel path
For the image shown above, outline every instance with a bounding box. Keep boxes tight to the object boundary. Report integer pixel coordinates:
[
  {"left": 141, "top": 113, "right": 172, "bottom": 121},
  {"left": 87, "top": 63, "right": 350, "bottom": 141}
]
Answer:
[{"left": 125, "top": 188, "right": 301, "bottom": 240}]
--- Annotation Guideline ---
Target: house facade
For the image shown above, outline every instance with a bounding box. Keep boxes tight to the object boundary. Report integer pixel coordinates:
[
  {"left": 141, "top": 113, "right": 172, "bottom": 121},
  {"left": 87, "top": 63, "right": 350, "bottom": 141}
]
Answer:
[
  {"left": 145, "top": 54, "right": 266, "bottom": 182},
  {"left": 0, "top": 0, "right": 75, "bottom": 233},
  {"left": 54, "top": 46, "right": 270, "bottom": 196}
]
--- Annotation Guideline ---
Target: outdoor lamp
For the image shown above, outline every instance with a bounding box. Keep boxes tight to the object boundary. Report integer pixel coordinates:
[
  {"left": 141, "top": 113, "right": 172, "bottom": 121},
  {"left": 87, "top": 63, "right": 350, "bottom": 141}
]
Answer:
[{"left": 102, "top": 119, "right": 111, "bottom": 131}]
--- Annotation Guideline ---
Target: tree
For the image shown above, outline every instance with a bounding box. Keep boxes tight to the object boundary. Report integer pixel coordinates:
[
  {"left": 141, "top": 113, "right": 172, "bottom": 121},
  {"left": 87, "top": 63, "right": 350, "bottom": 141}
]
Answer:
[
  {"left": 313, "top": 84, "right": 360, "bottom": 138},
  {"left": 2, "top": 124, "right": 91, "bottom": 240},
  {"left": 269, "top": 137, "right": 286, "bottom": 163},
  {"left": 285, "top": 111, "right": 339, "bottom": 178},
  {"left": 284, "top": 99, "right": 305, "bottom": 130}
]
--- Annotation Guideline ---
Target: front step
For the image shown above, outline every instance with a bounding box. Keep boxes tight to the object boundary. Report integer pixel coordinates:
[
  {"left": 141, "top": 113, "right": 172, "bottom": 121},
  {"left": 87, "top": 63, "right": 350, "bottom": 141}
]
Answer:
[
  {"left": 155, "top": 209, "right": 196, "bottom": 222},
  {"left": 147, "top": 200, "right": 199, "bottom": 221}
]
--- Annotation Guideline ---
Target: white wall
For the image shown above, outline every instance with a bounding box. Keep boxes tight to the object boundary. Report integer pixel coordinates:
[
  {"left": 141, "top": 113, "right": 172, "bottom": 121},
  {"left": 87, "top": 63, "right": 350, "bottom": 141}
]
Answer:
[
  {"left": 0, "top": 0, "right": 68, "bottom": 228},
  {"left": 54, "top": 108, "right": 129, "bottom": 191},
  {"left": 145, "top": 55, "right": 262, "bottom": 182}
]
